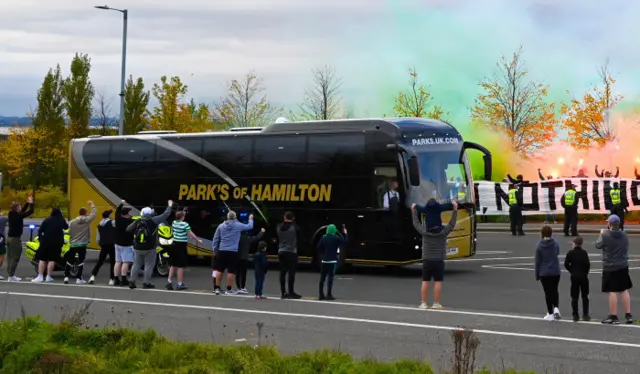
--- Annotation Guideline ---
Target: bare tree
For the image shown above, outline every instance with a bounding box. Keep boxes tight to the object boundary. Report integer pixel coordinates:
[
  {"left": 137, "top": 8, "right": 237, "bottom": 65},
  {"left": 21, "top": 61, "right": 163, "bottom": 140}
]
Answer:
[
  {"left": 298, "top": 65, "right": 343, "bottom": 120},
  {"left": 94, "top": 89, "right": 114, "bottom": 135},
  {"left": 214, "top": 71, "right": 281, "bottom": 128}
]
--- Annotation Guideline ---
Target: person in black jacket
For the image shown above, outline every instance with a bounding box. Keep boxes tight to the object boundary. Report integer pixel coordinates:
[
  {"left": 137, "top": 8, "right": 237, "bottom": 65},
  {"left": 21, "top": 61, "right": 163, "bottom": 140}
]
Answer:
[
  {"left": 6, "top": 197, "right": 34, "bottom": 281},
  {"left": 564, "top": 236, "right": 591, "bottom": 322},
  {"left": 114, "top": 201, "right": 135, "bottom": 287},
  {"left": 90, "top": 210, "right": 117, "bottom": 285},
  {"left": 32, "top": 208, "right": 68, "bottom": 283},
  {"left": 236, "top": 227, "right": 265, "bottom": 294},
  {"left": 317, "top": 224, "right": 348, "bottom": 300}
]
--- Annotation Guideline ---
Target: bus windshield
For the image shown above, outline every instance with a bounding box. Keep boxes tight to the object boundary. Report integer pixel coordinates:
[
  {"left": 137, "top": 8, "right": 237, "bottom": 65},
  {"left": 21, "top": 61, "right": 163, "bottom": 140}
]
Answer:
[{"left": 403, "top": 147, "right": 472, "bottom": 207}]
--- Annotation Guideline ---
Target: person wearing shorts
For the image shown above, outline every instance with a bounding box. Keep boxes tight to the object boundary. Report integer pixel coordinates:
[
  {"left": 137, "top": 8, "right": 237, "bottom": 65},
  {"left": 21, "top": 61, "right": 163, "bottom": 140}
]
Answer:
[
  {"left": 211, "top": 211, "right": 254, "bottom": 295},
  {"left": 596, "top": 214, "right": 633, "bottom": 324},
  {"left": 412, "top": 201, "right": 458, "bottom": 310},
  {"left": 166, "top": 211, "right": 202, "bottom": 291},
  {"left": 114, "top": 201, "right": 135, "bottom": 286},
  {"left": 32, "top": 208, "right": 68, "bottom": 283}
]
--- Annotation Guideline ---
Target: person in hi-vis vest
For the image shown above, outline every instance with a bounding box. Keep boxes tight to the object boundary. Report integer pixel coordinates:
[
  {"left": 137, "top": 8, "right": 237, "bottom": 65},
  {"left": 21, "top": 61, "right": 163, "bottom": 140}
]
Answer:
[
  {"left": 561, "top": 184, "right": 583, "bottom": 237},
  {"left": 610, "top": 182, "right": 626, "bottom": 230},
  {"left": 507, "top": 184, "right": 524, "bottom": 236}
]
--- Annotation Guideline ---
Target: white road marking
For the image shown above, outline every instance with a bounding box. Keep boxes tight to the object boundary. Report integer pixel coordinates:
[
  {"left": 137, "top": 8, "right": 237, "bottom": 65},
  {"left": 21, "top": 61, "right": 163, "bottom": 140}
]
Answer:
[
  {"left": 475, "top": 251, "right": 510, "bottom": 254},
  {"left": 4, "top": 291, "right": 640, "bottom": 348},
  {"left": 481, "top": 265, "right": 640, "bottom": 274},
  {"left": 449, "top": 254, "right": 601, "bottom": 262},
  {"left": 1, "top": 282, "right": 638, "bottom": 329}
]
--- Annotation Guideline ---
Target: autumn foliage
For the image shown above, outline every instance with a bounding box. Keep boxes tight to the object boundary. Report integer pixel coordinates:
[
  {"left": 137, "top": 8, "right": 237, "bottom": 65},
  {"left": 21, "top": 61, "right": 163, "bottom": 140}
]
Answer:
[
  {"left": 471, "top": 47, "right": 557, "bottom": 157},
  {"left": 561, "top": 62, "right": 621, "bottom": 149},
  {"left": 393, "top": 68, "right": 447, "bottom": 120}
]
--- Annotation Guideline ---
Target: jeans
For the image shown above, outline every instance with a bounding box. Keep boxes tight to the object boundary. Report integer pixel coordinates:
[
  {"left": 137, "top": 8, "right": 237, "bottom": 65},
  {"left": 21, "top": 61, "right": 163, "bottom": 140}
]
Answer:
[
  {"left": 236, "top": 259, "right": 249, "bottom": 289},
  {"left": 319, "top": 262, "right": 336, "bottom": 296},
  {"left": 545, "top": 213, "right": 556, "bottom": 222},
  {"left": 131, "top": 249, "right": 156, "bottom": 284},
  {"left": 92, "top": 244, "right": 115, "bottom": 279},
  {"left": 65, "top": 245, "right": 87, "bottom": 279},
  {"left": 278, "top": 252, "right": 298, "bottom": 295},
  {"left": 254, "top": 269, "right": 266, "bottom": 296},
  {"left": 6, "top": 237, "right": 22, "bottom": 276}
]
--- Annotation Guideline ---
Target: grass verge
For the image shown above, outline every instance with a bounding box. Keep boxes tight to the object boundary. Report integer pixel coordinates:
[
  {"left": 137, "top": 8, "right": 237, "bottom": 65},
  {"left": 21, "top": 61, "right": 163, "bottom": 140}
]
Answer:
[{"left": 0, "top": 316, "right": 539, "bottom": 374}]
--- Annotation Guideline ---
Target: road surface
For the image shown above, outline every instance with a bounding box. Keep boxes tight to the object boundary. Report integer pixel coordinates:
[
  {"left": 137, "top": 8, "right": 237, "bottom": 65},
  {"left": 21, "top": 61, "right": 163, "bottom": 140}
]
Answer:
[{"left": 2, "top": 224, "right": 639, "bottom": 373}]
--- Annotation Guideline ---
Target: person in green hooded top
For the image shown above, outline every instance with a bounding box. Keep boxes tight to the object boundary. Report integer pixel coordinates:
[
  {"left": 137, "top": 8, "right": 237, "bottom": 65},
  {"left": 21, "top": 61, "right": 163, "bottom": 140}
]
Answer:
[{"left": 316, "top": 224, "right": 348, "bottom": 300}]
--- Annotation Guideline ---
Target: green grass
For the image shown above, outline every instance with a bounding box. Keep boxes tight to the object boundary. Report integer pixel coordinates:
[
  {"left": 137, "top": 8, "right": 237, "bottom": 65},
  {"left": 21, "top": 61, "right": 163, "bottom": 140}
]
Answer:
[{"left": 0, "top": 317, "right": 536, "bottom": 374}]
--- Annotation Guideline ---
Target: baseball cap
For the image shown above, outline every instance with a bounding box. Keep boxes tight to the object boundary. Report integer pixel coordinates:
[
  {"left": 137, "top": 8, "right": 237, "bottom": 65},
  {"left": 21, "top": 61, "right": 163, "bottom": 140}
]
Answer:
[
  {"left": 141, "top": 207, "right": 153, "bottom": 216},
  {"left": 608, "top": 215, "right": 620, "bottom": 224}
]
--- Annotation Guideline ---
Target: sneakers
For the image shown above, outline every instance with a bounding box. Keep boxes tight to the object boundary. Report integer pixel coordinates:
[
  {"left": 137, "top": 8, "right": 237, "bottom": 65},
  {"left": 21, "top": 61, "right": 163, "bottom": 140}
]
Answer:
[
  {"left": 129, "top": 281, "right": 137, "bottom": 289},
  {"left": 45, "top": 276, "right": 54, "bottom": 283},
  {"left": 237, "top": 288, "right": 249, "bottom": 295},
  {"left": 0, "top": 275, "right": 4, "bottom": 280},
  {"left": 319, "top": 294, "right": 326, "bottom": 300},
  {"left": 113, "top": 278, "right": 120, "bottom": 286},
  {"left": 543, "top": 313, "right": 555, "bottom": 321},
  {"left": 108, "top": 279, "right": 115, "bottom": 286},
  {"left": 255, "top": 295, "right": 267, "bottom": 300},
  {"left": 31, "top": 275, "right": 44, "bottom": 283},
  {"left": 213, "top": 288, "right": 220, "bottom": 295},
  {"left": 176, "top": 284, "right": 188, "bottom": 291},
  {"left": 288, "top": 293, "right": 302, "bottom": 299},
  {"left": 64, "top": 277, "right": 70, "bottom": 284},
  {"left": 281, "top": 293, "right": 289, "bottom": 299},
  {"left": 8, "top": 276, "right": 22, "bottom": 282},
  {"left": 572, "top": 314, "right": 580, "bottom": 322},
  {"left": 625, "top": 313, "right": 634, "bottom": 324},
  {"left": 326, "top": 295, "right": 335, "bottom": 301},
  {"left": 89, "top": 275, "right": 96, "bottom": 284},
  {"left": 76, "top": 279, "right": 86, "bottom": 285},
  {"left": 602, "top": 315, "right": 620, "bottom": 324},
  {"left": 419, "top": 302, "right": 429, "bottom": 309},
  {"left": 431, "top": 303, "right": 444, "bottom": 310},
  {"left": 553, "top": 307, "right": 562, "bottom": 320},
  {"left": 142, "top": 283, "right": 155, "bottom": 289},
  {"left": 224, "top": 289, "right": 238, "bottom": 295},
  {"left": 583, "top": 315, "right": 591, "bottom": 322},
  {"left": 166, "top": 282, "right": 174, "bottom": 291}
]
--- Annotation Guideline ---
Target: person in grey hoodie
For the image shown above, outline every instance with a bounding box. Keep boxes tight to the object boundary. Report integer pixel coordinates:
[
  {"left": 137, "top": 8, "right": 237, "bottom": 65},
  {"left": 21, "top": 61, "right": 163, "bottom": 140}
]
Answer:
[
  {"left": 212, "top": 211, "right": 254, "bottom": 295},
  {"left": 412, "top": 201, "right": 458, "bottom": 310},
  {"left": 277, "top": 211, "right": 304, "bottom": 299},
  {"left": 66, "top": 201, "right": 97, "bottom": 284},
  {"left": 596, "top": 214, "right": 633, "bottom": 324},
  {"left": 126, "top": 200, "right": 173, "bottom": 289},
  {"left": 534, "top": 225, "right": 562, "bottom": 321}
]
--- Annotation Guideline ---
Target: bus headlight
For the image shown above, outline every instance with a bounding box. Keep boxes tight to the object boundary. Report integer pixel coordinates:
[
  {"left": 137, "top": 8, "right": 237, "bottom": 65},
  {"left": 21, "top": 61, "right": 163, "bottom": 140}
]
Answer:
[{"left": 415, "top": 245, "right": 420, "bottom": 250}]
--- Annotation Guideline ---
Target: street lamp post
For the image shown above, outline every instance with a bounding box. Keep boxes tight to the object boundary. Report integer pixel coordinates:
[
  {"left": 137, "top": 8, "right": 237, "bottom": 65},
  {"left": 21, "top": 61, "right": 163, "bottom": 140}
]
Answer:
[{"left": 95, "top": 5, "right": 128, "bottom": 136}]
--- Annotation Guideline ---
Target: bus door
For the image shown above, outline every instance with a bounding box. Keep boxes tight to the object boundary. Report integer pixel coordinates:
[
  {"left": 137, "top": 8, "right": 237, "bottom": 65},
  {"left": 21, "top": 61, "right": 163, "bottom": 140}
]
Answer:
[{"left": 357, "top": 166, "right": 404, "bottom": 262}]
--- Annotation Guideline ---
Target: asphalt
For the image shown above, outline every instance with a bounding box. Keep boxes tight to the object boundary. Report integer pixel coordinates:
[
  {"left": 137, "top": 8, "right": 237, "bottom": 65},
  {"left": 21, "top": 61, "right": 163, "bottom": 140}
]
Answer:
[
  {"left": 3, "top": 220, "right": 640, "bottom": 373},
  {"left": 478, "top": 221, "right": 640, "bottom": 234}
]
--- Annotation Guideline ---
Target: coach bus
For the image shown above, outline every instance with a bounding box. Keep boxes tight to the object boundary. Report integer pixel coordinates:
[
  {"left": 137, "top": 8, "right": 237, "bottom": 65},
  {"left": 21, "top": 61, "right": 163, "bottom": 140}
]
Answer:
[{"left": 68, "top": 118, "right": 492, "bottom": 270}]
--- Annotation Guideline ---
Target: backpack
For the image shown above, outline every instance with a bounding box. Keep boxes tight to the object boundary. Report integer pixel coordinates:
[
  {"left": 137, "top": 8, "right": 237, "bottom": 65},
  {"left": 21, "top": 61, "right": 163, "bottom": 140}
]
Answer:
[{"left": 134, "top": 219, "right": 155, "bottom": 250}]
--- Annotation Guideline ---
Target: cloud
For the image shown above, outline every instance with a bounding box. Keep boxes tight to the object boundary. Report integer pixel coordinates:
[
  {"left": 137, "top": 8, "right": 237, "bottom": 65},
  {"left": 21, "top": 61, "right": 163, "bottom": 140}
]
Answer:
[{"left": 0, "top": 0, "right": 638, "bottom": 118}]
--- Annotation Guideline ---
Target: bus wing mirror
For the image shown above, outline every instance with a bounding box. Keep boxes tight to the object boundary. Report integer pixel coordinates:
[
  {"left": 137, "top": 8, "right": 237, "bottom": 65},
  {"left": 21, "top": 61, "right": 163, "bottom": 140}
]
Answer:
[
  {"left": 462, "top": 141, "right": 492, "bottom": 181},
  {"left": 407, "top": 156, "right": 420, "bottom": 186}
]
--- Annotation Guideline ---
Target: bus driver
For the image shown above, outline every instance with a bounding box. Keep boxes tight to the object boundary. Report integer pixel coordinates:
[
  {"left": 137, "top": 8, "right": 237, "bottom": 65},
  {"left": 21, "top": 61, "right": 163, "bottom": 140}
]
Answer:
[{"left": 383, "top": 180, "right": 400, "bottom": 212}]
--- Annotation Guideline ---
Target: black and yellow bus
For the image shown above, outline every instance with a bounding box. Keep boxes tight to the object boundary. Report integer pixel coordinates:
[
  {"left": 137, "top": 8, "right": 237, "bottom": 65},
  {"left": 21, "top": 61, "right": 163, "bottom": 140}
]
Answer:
[{"left": 68, "top": 118, "right": 491, "bottom": 269}]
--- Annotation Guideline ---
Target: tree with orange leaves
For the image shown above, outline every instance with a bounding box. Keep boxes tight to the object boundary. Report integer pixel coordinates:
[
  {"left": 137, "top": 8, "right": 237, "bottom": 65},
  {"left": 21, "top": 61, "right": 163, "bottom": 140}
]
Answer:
[
  {"left": 393, "top": 68, "right": 448, "bottom": 120},
  {"left": 0, "top": 127, "right": 66, "bottom": 196},
  {"left": 146, "top": 76, "right": 219, "bottom": 133},
  {"left": 471, "top": 47, "right": 557, "bottom": 157},
  {"left": 561, "top": 60, "right": 621, "bottom": 149}
]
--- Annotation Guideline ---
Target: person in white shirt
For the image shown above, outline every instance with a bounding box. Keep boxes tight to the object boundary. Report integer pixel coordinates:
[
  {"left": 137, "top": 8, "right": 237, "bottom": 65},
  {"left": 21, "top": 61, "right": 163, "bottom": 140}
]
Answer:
[{"left": 383, "top": 181, "right": 400, "bottom": 211}]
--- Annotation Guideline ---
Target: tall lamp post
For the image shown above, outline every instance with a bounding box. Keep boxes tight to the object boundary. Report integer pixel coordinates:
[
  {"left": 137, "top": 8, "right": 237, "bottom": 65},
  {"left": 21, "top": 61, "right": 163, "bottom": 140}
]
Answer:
[{"left": 95, "top": 5, "right": 128, "bottom": 136}]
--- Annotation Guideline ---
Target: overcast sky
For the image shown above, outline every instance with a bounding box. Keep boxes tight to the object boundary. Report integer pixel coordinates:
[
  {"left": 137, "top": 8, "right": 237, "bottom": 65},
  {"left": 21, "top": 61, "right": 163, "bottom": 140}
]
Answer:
[{"left": 1, "top": 0, "right": 638, "bottom": 120}]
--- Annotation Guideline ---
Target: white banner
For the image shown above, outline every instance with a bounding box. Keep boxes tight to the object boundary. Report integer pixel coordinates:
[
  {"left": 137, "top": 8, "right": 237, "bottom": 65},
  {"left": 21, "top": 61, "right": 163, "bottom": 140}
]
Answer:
[{"left": 473, "top": 178, "right": 640, "bottom": 216}]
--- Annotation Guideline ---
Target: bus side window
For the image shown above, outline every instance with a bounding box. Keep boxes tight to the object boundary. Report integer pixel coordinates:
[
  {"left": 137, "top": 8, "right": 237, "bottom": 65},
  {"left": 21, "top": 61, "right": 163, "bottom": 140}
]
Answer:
[{"left": 373, "top": 166, "right": 397, "bottom": 210}]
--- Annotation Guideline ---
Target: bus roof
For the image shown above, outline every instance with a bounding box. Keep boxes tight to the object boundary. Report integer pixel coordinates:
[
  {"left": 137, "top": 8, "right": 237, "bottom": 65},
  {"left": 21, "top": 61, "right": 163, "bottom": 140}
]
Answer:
[{"left": 73, "top": 118, "right": 460, "bottom": 141}]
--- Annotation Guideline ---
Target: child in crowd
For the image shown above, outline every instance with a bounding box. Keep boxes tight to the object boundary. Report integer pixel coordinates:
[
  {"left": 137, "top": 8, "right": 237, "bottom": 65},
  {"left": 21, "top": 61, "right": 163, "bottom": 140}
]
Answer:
[
  {"left": 564, "top": 236, "right": 591, "bottom": 322},
  {"left": 317, "top": 224, "right": 348, "bottom": 300},
  {"left": 535, "top": 225, "right": 562, "bottom": 321},
  {"left": 253, "top": 241, "right": 268, "bottom": 299}
]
